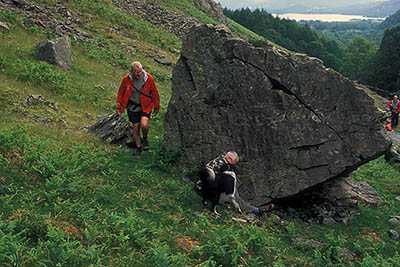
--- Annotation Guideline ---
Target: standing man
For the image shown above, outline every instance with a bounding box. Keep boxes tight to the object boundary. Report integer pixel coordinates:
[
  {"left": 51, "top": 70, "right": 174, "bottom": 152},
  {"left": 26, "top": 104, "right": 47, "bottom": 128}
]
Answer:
[
  {"left": 387, "top": 95, "right": 400, "bottom": 129},
  {"left": 117, "top": 61, "right": 160, "bottom": 155}
]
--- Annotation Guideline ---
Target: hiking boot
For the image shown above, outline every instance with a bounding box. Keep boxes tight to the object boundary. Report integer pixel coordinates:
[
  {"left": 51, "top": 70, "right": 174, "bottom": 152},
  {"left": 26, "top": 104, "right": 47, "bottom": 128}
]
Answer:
[
  {"left": 133, "top": 147, "right": 142, "bottom": 156},
  {"left": 258, "top": 203, "right": 274, "bottom": 215},
  {"left": 126, "top": 141, "right": 136, "bottom": 148},
  {"left": 142, "top": 137, "right": 150, "bottom": 151}
]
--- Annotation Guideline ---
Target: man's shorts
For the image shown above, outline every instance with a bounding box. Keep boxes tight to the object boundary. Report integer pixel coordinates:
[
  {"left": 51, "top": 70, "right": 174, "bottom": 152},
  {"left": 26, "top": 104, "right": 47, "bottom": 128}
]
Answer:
[{"left": 127, "top": 110, "right": 151, "bottom": 124}]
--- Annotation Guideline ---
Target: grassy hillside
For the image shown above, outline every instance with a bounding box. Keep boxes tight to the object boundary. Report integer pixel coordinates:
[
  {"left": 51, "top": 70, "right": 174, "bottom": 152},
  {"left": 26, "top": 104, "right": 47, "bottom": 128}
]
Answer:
[{"left": 1, "top": 1, "right": 400, "bottom": 266}]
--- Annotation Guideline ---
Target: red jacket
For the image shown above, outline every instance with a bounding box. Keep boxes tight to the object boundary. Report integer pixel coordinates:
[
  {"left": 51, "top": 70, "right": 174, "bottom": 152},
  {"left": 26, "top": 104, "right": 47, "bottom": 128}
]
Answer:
[
  {"left": 117, "top": 72, "right": 160, "bottom": 114},
  {"left": 387, "top": 100, "right": 400, "bottom": 113}
]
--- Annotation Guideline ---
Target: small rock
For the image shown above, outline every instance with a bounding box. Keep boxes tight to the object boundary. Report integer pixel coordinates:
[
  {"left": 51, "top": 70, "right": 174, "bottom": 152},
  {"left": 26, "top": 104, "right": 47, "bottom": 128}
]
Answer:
[
  {"left": 321, "top": 216, "right": 336, "bottom": 225},
  {"left": 287, "top": 207, "right": 296, "bottom": 214},
  {"left": 0, "top": 21, "right": 10, "bottom": 32},
  {"left": 388, "top": 230, "right": 399, "bottom": 240},
  {"left": 293, "top": 238, "right": 324, "bottom": 248},
  {"left": 154, "top": 56, "right": 172, "bottom": 66},
  {"left": 126, "top": 46, "right": 136, "bottom": 53},
  {"left": 396, "top": 196, "right": 400, "bottom": 202},
  {"left": 389, "top": 216, "right": 400, "bottom": 225},
  {"left": 335, "top": 217, "right": 350, "bottom": 225},
  {"left": 13, "top": 0, "right": 26, "bottom": 6},
  {"left": 338, "top": 247, "right": 360, "bottom": 261},
  {"left": 170, "top": 47, "right": 180, "bottom": 54}
]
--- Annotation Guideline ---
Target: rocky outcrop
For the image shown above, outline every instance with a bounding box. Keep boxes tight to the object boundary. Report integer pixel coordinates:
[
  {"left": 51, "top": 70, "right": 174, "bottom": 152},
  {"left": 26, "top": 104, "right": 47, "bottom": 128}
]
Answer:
[
  {"left": 0, "top": 0, "right": 89, "bottom": 40},
  {"left": 37, "top": 36, "right": 71, "bottom": 70},
  {"left": 112, "top": 0, "right": 201, "bottom": 38},
  {"left": 165, "top": 24, "right": 392, "bottom": 205},
  {"left": 188, "top": 0, "right": 227, "bottom": 24}
]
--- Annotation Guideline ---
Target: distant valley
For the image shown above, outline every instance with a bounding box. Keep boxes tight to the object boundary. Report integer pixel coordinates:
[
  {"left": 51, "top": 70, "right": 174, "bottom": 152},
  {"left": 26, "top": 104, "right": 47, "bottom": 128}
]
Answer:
[{"left": 269, "top": 0, "right": 400, "bottom": 17}]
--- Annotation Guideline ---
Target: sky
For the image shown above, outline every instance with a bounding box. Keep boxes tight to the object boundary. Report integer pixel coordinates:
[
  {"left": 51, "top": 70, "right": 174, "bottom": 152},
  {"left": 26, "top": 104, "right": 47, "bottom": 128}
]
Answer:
[{"left": 217, "top": 0, "right": 388, "bottom": 10}]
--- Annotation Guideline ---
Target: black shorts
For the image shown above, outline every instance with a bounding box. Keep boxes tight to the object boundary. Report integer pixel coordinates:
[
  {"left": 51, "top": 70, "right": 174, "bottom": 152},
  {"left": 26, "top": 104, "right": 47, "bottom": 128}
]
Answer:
[{"left": 127, "top": 110, "right": 151, "bottom": 124}]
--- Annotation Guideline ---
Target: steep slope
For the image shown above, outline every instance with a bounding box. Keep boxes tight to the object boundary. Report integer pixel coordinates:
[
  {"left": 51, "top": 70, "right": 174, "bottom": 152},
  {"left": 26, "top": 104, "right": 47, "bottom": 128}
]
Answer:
[
  {"left": 379, "top": 9, "right": 400, "bottom": 29},
  {"left": 1, "top": 1, "right": 399, "bottom": 266}
]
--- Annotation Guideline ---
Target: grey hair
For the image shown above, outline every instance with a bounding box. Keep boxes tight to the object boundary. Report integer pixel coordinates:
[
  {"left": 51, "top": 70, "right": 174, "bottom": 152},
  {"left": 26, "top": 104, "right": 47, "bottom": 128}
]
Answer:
[
  {"left": 225, "top": 151, "right": 238, "bottom": 162},
  {"left": 130, "top": 61, "right": 142, "bottom": 71}
]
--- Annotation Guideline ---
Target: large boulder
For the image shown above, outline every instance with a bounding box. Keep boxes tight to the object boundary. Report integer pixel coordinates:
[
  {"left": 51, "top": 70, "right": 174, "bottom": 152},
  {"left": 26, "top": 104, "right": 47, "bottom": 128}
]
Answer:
[
  {"left": 164, "top": 24, "right": 391, "bottom": 205},
  {"left": 36, "top": 35, "right": 71, "bottom": 70}
]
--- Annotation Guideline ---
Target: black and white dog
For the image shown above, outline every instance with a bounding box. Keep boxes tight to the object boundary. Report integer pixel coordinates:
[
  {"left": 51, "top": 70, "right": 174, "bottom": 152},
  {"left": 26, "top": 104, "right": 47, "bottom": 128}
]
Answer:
[{"left": 198, "top": 167, "right": 242, "bottom": 215}]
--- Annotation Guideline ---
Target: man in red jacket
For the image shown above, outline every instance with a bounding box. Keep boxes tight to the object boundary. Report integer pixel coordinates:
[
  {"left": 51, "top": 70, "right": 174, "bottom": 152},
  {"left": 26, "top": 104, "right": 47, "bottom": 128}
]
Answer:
[
  {"left": 117, "top": 61, "right": 160, "bottom": 155},
  {"left": 387, "top": 95, "right": 400, "bottom": 129}
]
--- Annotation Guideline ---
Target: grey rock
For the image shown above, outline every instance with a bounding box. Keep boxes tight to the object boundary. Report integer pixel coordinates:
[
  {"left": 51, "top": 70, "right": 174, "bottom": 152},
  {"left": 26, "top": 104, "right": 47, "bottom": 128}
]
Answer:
[
  {"left": 188, "top": 0, "right": 227, "bottom": 24},
  {"left": 338, "top": 247, "right": 360, "bottom": 261},
  {"left": 293, "top": 238, "right": 324, "bottom": 248},
  {"left": 321, "top": 216, "right": 336, "bottom": 225},
  {"left": 388, "top": 230, "right": 399, "bottom": 240},
  {"left": 36, "top": 35, "right": 71, "bottom": 71},
  {"left": 23, "top": 94, "right": 59, "bottom": 110},
  {"left": 293, "top": 238, "right": 360, "bottom": 260},
  {"left": 154, "top": 56, "right": 172, "bottom": 66},
  {"left": 315, "top": 177, "right": 383, "bottom": 207},
  {"left": 13, "top": 0, "right": 26, "bottom": 6},
  {"left": 389, "top": 216, "right": 400, "bottom": 225},
  {"left": 165, "top": 24, "right": 391, "bottom": 205},
  {"left": 89, "top": 113, "right": 133, "bottom": 145},
  {"left": 0, "top": 21, "right": 10, "bottom": 32}
]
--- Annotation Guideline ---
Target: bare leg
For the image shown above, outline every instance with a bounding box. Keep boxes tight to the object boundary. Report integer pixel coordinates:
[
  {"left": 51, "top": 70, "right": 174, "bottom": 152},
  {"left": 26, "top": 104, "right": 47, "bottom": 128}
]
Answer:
[
  {"left": 133, "top": 122, "right": 141, "bottom": 148},
  {"left": 141, "top": 116, "right": 150, "bottom": 138}
]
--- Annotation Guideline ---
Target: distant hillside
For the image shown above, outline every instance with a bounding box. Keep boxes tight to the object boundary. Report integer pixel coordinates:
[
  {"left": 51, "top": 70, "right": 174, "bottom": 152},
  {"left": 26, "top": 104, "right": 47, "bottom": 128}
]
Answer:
[
  {"left": 358, "top": 0, "right": 400, "bottom": 17},
  {"left": 269, "top": 0, "right": 400, "bottom": 17},
  {"left": 223, "top": 8, "right": 344, "bottom": 70},
  {"left": 379, "top": 9, "right": 400, "bottom": 29}
]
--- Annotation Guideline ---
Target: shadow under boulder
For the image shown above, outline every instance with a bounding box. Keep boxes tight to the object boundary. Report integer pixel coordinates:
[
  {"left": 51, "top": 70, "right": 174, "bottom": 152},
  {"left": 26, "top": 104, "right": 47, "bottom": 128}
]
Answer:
[{"left": 272, "top": 176, "right": 383, "bottom": 224}]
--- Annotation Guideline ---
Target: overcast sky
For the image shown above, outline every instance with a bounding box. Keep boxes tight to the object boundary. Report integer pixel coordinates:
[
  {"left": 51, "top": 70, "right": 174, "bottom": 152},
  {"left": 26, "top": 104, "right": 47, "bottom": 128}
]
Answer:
[{"left": 217, "top": 0, "right": 388, "bottom": 10}]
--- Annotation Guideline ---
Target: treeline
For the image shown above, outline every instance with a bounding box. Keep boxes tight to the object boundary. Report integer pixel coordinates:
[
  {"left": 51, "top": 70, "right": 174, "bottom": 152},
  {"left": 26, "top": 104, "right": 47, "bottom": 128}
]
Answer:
[
  {"left": 303, "top": 20, "right": 382, "bottom": 45},
  {"left": 223, "top": 8, "right": 344, "bottom": 71},
  {"left": 224, "top": 8, "right": 400, "bottom": 95}
]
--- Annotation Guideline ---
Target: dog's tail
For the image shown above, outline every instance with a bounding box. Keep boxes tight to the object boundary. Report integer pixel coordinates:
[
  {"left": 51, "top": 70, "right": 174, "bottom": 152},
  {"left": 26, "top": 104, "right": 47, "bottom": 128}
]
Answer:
[{"left": 198, "top": 167, "right": 215, "bottom": 183}]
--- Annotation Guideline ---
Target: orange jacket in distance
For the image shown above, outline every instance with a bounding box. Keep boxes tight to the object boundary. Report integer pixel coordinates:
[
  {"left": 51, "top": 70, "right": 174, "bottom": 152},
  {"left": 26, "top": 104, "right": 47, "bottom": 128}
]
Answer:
[{"left": 117, "top": 72, "right": 160, "bottom": 114}]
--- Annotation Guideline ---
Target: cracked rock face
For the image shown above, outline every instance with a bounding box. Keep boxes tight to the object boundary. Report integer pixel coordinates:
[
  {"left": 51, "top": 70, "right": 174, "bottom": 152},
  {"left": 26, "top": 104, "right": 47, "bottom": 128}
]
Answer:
[{"left": 164, "top": 24, "right": 391, "bottom": 205}]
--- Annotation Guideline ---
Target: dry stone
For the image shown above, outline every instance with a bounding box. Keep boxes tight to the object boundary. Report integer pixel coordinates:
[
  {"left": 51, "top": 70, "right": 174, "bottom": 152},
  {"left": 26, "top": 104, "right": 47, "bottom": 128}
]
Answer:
[{"left": 165, "top": 24, "right": 391, "bottom": 205}]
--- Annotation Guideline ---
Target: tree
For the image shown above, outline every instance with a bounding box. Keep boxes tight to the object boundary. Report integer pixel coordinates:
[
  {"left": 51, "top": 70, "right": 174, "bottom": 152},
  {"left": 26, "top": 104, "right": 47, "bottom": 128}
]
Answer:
[
  {"left": 370, "top": 26, "right": 400, "bottom": 93},
  {"left": 339, "top": 36, "right": 377, "bottom": 82}
]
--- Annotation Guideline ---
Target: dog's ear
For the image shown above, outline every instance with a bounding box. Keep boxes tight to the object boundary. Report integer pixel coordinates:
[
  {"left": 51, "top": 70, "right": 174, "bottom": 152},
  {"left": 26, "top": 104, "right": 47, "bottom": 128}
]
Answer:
[{"left": 199, "top": 167, "right": 215, "bottom": 182}]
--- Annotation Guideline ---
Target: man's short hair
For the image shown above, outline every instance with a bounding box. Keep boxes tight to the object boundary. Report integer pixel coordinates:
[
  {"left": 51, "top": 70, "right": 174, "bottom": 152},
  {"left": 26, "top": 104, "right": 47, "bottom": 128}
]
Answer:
[
  {"left": 225, "top": 151, "right": 238, "bottom": 162},
  {"left": 130, "top": 61, "right": 142, "bottom": 71}
]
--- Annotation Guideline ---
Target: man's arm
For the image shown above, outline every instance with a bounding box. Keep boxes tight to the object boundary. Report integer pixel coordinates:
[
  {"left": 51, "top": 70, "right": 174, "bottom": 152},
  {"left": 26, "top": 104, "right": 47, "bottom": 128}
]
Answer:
[
  {"left": 150, "top": 77, "right": 160, "bottom": 115},
  {"left": 117, "top": 77, "right": 127, "bottom": 115}
]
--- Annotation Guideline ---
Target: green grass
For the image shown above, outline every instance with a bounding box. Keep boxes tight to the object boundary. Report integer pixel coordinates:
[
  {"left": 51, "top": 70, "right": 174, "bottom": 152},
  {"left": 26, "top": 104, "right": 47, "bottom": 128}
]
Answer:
[{"left": 1, "top": 1, "right": 400, "bottom": 266}]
